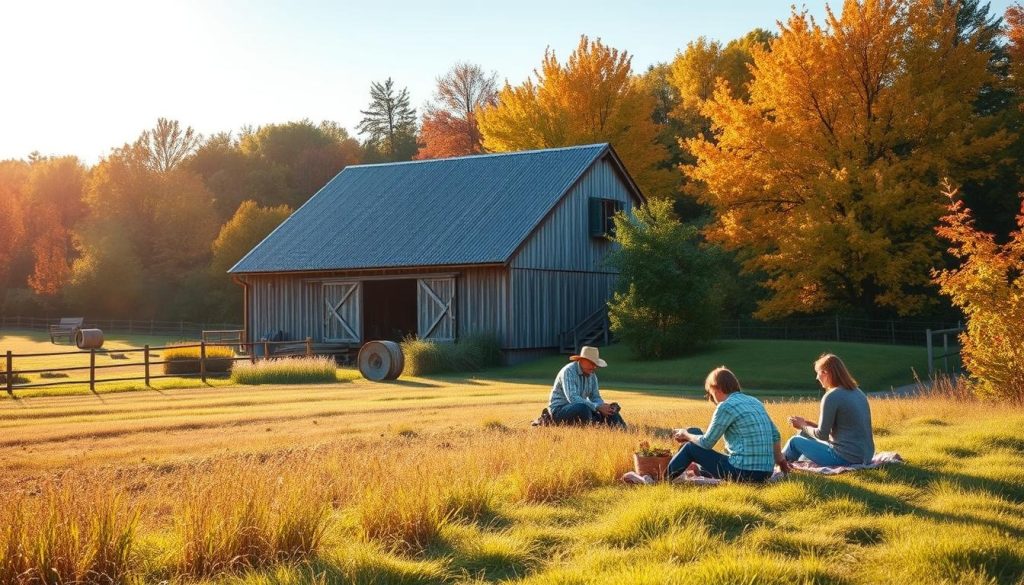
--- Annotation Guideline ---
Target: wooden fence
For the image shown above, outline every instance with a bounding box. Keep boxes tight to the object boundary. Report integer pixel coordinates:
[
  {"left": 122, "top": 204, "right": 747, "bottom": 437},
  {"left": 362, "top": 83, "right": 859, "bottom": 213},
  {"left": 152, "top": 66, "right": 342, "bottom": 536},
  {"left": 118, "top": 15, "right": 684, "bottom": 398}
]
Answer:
[
  {"left": 0, "top": 316, "right": 242, "bottom": 337},
  {"left": 1, "top": 338, "right": 316, "bottom": 397}
]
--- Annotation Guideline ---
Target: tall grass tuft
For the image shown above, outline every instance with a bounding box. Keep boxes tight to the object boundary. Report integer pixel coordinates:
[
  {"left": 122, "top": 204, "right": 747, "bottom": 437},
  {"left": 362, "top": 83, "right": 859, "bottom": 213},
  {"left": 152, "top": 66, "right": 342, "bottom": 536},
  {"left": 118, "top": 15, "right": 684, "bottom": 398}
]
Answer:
[
  {"left": 401, "top": 333, "right": 501, "bottom": 376},
  {"left": 0, "top": 489, "right": 137, "bottom": 585},
  {"left": 231, "top": 356, "right": 338, "bottom": 385},
  {"left": 162, "top": 343, "right": 234, "bottom": 375},
  {"left": 175, "top": 460, "right": 330, "bottom": 578}
]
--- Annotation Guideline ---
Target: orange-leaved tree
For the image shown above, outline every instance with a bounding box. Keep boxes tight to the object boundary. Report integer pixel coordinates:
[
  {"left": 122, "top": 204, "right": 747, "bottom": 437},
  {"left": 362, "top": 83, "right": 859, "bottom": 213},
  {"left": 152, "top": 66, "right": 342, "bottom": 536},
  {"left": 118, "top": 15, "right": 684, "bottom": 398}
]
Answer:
[
  {"left": 687, "top": 0, "right": 1012, "bottom": 318},
  {"left": 477, "top": 36, "right": 674, "bottom": 198},
  {"left": 933, "top": 183, "right": 1024, "bottom": 400},
  {"left": 416, "top": 62, "right": 497, "bottom": 159}
]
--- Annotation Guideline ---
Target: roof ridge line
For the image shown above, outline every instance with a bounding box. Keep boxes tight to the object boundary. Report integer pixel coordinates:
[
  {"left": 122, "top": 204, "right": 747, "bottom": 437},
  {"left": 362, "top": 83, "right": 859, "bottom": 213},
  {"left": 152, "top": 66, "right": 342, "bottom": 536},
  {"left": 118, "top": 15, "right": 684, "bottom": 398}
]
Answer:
[{"left": 346, "top": 143, "right": 609, "bottom": 169}]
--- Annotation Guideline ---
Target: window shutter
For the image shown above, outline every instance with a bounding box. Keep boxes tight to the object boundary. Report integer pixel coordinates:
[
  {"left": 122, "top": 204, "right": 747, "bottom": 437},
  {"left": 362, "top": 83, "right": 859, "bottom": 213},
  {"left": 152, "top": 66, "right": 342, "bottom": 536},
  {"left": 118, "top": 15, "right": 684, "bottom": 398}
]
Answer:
[{"left": 589, "top": 198, "right": 604, "bottom": 237}]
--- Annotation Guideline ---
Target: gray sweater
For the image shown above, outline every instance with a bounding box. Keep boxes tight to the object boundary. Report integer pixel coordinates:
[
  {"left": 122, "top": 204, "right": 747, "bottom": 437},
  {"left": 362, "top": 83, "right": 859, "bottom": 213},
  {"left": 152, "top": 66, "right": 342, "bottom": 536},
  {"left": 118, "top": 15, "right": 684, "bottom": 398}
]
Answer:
[{"left": 806, "top": 387, "right": 875, "bottom": 464}]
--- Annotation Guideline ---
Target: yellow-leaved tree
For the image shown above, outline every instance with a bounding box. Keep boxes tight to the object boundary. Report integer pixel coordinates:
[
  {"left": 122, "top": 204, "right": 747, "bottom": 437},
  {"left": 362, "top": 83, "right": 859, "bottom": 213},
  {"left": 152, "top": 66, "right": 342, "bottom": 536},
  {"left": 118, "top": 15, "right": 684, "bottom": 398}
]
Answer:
[
  {"left": 933, "top": 183, "right": 1024, "bottom": 400},
  {"left": 477, "top": 36, "right": 674, "bottom": 198},
  {"left": 687, "top": 0, "right": 1012, "bottom": 318}
]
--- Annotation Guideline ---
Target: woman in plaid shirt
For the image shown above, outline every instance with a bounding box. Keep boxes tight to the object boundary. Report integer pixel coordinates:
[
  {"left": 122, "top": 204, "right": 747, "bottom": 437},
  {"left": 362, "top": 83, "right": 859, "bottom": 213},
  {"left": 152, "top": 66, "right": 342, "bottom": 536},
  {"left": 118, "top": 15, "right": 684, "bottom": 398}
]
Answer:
[{"left": 667, "top": 366, "right": 790, "bottom": 482}]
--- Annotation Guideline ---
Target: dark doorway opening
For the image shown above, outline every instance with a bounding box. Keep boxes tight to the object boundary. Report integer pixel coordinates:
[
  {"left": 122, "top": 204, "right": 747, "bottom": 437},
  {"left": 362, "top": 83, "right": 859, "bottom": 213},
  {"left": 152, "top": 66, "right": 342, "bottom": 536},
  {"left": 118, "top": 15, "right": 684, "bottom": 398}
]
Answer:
[{"left": 362, "top": 279, "right": 417, "bottom": 341}]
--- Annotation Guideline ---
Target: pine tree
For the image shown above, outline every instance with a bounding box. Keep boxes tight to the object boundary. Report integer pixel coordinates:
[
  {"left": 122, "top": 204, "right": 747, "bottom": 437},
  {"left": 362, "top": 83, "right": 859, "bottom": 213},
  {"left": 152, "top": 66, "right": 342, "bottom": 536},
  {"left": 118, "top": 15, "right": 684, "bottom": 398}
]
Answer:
[{"left": 357, "top": 78, "right": 418, "bottom": 161}]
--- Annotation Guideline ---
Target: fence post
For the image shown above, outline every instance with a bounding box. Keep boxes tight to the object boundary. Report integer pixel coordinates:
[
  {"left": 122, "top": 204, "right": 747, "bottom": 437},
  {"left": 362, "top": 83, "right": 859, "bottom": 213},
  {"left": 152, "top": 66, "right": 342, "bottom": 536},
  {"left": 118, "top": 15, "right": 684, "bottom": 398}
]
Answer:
[
  {"left": 5, "top": 350, "right": 12, "bottom": 396},
  {"left": 306, "top": 337, "right": 312, "bottom": 356},
  {"left": 890, "top": 321, "right": 896, "bottom": 345},
  {"left": 926, "top": 329, "right": 933, "bottom": 377},
  {"left": 942, "top": 332, "right": 949, "bottom": 373},
  {"left": 835, "top": 315, "right": 840, "bottom": 341},
  {"left": 200, "top": 341, "right": 207, "bottom": 383},
  {"left": 144, "top": 345, "right": 150, "bottom": 387},
  {"left": 263, "top": 339, "right": 270, "bottom": 361},
  {"left": 89, "top": 349, "right": 96, "bottom": 392}
]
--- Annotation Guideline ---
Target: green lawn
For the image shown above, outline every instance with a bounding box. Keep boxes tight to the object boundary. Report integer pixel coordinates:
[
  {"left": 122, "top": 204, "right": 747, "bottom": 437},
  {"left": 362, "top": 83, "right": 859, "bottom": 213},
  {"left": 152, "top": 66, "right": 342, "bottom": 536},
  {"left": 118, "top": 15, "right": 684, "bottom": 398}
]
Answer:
[{"left": 482, "top": 340, "right": 928, "bottom": 393}]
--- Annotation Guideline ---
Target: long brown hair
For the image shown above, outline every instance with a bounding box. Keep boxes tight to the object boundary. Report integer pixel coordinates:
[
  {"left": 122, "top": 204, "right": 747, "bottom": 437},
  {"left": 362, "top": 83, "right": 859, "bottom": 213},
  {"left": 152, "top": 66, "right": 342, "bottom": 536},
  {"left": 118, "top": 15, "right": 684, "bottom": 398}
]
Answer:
[{"left": 815, "top": 353, "right": 858, "bottom": 390}]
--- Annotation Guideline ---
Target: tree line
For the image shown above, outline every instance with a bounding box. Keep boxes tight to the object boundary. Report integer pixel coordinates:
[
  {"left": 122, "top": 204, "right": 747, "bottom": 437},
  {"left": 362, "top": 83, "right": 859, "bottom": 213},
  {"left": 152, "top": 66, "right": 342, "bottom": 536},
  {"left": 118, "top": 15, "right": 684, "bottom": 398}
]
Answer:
[{"left": 1, "top": 0, "right": 1022, "bottom": 327}]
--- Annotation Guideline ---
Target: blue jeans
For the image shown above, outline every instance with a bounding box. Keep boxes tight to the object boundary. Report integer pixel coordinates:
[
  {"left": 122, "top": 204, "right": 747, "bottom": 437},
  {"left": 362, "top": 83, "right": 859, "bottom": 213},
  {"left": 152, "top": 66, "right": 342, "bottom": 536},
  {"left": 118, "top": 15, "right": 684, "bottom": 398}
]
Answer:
[
  {"left": 782, "top": 434, "right": 849, "bottom": 466},
  {"left": 550, "top": 403, "right": 626, "bottom": 428},
  {"left": 666, "top": 427, "right": 772, "bottom": 483}
]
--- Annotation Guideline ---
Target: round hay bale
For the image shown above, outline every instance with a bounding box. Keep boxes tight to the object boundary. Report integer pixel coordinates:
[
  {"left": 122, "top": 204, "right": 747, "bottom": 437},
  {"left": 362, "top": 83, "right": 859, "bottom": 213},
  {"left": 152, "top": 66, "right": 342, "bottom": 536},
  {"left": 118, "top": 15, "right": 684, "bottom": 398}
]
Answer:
[
  {"left": 75, "top": 328, "right": 104, "bottom": 350},
  {"left": 358, "top": 340, "right": 404, "bottom": 381}
]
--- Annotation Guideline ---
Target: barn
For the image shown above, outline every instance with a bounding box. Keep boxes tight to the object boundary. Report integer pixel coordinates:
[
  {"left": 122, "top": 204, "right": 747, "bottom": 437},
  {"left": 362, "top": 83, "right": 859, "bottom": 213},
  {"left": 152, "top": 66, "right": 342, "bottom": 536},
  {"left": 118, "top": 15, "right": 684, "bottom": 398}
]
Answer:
[{"left": 228, "top": 143, "right": 645, "bottom": 362}]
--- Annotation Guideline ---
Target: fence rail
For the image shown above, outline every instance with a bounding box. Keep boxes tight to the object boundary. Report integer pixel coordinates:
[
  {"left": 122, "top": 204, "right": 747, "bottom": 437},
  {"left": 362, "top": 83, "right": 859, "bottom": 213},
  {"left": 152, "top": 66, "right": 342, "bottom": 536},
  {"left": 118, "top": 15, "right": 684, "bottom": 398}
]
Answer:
[
  {"left": 1, "top": 339, "right": 317, "bottom": 396},
  {"left": 718, "top": 315, "right": 962, "bottom": 346},
  {"left": 0, "top": 316, "right": 242, "bottom": 337}
]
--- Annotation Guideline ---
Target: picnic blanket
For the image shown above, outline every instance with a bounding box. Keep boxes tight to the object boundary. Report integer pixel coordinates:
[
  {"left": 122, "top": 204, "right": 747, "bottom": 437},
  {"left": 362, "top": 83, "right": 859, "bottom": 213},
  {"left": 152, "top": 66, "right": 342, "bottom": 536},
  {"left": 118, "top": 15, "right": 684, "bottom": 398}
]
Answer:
[
  {"left": 789, "top": 451, "right": 904, "bottom": 475},
  {"left": 621, "top": 451, "right": 904, "bottom": 485}
]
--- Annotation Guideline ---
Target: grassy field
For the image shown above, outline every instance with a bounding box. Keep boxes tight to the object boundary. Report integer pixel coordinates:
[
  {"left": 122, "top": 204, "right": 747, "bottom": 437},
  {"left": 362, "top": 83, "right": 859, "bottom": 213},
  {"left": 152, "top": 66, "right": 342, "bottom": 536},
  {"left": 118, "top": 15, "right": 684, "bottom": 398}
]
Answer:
[
  {"left": 483, "top": 340, "right": 929, "bottom": 393},
  {"left": 1, "top": 376, "right": 1022, "bottom": 584}
]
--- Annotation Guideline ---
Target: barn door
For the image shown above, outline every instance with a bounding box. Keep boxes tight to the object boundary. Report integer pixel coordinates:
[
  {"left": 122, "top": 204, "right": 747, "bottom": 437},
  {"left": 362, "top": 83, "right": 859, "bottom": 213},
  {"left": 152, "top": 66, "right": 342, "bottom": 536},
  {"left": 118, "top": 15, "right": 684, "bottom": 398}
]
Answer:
[
  {"left": 323, "top": 282, "right": 361, "bottom": 342},
  {"left": 417, "top": 277, "right": 455, "bottom": 341}
]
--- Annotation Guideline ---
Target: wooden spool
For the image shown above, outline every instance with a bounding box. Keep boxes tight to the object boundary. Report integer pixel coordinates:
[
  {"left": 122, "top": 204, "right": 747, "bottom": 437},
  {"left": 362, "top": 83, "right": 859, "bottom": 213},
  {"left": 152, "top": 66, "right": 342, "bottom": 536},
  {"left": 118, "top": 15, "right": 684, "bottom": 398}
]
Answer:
[
  {"left": 76, "top": 328, "right": 104, "bottom": 350},
  {"left": 357, "top": 340, "right": 404, "bottom": 381}
]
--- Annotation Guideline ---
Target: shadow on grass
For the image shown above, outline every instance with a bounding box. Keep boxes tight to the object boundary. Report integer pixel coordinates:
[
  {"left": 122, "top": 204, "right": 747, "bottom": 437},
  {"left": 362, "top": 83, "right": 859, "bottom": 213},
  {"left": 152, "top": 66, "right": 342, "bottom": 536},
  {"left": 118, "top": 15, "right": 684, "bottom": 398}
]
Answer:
[{"left": 381, "top": 379, "right": 444, "bottom": 388}]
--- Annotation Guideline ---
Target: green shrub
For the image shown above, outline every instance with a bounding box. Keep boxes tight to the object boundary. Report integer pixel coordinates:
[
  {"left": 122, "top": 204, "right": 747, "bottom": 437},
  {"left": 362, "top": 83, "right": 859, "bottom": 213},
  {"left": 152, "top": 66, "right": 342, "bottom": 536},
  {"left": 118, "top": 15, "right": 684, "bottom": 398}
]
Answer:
[
  {"left": 162, "top": 344, "right": 235, "bottom": 375},
  {"left": 231, "top": 356, "right": 337, "bottom": 385},
  {"left": 401, "top": 333, "right": 502, "bottom": 376},
  {"left": 606, "top": 198, "right": 721, "bottom": 359}
]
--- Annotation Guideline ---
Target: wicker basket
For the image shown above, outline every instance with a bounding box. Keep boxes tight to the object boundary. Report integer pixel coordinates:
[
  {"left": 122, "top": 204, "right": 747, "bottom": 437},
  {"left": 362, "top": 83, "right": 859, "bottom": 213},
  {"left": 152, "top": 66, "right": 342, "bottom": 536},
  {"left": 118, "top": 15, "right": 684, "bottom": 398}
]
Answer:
[{"left": 633, "top": 454, "right": 671, "bottom": 481}]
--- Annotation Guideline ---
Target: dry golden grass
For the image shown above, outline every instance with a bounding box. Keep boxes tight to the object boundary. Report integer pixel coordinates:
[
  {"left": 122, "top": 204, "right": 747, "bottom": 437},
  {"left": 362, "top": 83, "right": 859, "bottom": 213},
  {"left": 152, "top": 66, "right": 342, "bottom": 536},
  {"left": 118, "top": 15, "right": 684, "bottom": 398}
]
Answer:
[{"left": 1, "top": 376, "right": 1022, "bottom": 584}]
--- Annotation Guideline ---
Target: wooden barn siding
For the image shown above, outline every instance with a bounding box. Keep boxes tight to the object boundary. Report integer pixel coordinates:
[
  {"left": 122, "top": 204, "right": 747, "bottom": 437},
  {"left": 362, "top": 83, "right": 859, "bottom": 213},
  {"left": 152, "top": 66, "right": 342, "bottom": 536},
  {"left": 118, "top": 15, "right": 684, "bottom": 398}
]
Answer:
[
  {"left": 510, "top": 157, "right": 635, "bottom": 272},
  {"left": 506, "top": 269, "right": 618, "bottom": 349},
  {"left": 244, "top": 266, "right": 510, "bottom": 345}
]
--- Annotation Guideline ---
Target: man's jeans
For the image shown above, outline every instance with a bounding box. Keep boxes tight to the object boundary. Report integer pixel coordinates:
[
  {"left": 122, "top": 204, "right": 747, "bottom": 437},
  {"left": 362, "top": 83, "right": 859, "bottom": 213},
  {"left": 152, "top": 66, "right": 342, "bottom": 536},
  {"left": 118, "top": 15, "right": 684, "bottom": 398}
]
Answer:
[
  {"left": 782, "top": 434, "right": 849, "bottom": 466},
  {"left": 550, "top": 403, "right": 626, "bottom": 428},
  {"left": 666, "top": 427, "right": 772, "bottom": 483}
]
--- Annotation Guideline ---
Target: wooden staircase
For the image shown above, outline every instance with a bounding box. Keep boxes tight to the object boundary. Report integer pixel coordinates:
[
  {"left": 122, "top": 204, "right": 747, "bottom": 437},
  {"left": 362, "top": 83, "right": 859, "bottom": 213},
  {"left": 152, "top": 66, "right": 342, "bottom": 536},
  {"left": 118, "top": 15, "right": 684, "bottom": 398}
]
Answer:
[{"left": 559, "top": 307, "right": 611, "bottom": 354}]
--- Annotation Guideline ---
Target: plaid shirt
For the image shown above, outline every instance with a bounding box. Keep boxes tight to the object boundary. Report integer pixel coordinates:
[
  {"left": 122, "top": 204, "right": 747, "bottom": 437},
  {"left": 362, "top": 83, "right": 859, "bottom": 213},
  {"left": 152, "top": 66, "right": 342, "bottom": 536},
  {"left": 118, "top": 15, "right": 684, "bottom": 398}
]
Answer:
[
  {"left": 548, "top": 361, "right": 605, "bottom": 412},
  {"left": 694, "top": 392, "right": 780, "bottom": 472}
]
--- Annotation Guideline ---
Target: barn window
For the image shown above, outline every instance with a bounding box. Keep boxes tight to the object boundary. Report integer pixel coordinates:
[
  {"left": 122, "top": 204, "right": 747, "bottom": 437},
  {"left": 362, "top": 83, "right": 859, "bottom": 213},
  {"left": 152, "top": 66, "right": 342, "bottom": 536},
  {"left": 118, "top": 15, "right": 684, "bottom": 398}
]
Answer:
[{"left": 589, "top": 197, "right": 624, "bottom": 238}]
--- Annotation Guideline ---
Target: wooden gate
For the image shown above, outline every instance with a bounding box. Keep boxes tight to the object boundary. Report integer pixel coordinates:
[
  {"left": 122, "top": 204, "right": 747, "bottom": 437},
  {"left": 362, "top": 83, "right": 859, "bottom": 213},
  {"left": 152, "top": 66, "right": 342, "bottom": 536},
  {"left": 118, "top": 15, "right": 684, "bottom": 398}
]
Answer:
[
  {"left": 417, "top": 278, "right": 455, "bottom": 341},
  {"left": 323, "top": 282, "right": 361, "bottom": 343}
]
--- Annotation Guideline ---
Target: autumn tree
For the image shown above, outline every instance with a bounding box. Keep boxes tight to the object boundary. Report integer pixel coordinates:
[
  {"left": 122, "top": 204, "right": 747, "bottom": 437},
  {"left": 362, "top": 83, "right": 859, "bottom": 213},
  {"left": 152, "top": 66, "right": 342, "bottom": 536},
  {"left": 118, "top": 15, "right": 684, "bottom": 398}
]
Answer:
[
  {"left": 135, "top": 118, "right": 202, "bottom": 173},
  {"left": 237, "top": 120, "right": 361, "bottom": 209},
  {"left": 21, "top": 157, "right": 87, "bottom": 297},
  {"left": 70, "top": 133, "right": 218, "bottom": 318},
  {"left": 933, "top": 184, "right": 1024, "bottom": 400},
  {"left": 27, "top": 206, "right": 70, "bottom": 297},
  {"left": 687, "top": 0, "right": 1012, "bottom": 318},
  {"left": 0, "top": 172, "right": 27, "bottom": 289},
  {"left": 1009, "top": 4, "right": 1024, "bottom": 92},
  {"left": 416, "top": 62, "right": 498, "bottom": 159},
  {"left": 477, "top": 36, "right": 674, "bottom": 198},
  {"left": 357, "top": 78, "right": 418, "bottom": 162},
  {"left": 196, "top": 199, "right": 291, "bottom": 319},
  {"left": 211, "top": 200, "right": 293, "bottom": 275}
]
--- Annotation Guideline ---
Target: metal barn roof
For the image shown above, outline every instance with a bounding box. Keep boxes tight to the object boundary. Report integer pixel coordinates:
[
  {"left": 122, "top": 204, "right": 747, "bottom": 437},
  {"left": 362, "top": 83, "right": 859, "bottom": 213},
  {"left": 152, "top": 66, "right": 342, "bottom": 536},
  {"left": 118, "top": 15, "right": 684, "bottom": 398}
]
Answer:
[{"left": 229, "top": 143, "right": 636, "bottom": 273}]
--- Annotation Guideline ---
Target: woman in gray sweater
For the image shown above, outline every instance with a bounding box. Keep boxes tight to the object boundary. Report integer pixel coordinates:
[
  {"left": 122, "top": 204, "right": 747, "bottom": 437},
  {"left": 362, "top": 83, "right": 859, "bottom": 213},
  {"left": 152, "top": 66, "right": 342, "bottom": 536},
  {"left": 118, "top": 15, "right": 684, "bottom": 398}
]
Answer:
[{"left": 783, "top": 353, "right": 875, "bottom": 465}]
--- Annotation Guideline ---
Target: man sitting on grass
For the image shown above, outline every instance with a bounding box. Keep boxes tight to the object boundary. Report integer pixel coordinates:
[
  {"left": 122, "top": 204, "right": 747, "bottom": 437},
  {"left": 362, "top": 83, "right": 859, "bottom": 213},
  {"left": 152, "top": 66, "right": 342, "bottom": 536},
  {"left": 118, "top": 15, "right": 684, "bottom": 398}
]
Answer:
[{"left": 544, "top": 346, "right": 626, "bottom": 428}]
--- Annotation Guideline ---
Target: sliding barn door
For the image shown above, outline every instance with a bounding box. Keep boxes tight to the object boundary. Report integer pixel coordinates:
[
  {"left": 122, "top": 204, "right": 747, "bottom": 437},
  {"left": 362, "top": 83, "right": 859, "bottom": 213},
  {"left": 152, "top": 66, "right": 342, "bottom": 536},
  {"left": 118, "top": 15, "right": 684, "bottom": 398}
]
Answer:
[
  {"left": 417, "top": 277, "right": 455, "bottom": 341},
  {"left": 323, "top": 282, "right": 361, "bottom": 343}
]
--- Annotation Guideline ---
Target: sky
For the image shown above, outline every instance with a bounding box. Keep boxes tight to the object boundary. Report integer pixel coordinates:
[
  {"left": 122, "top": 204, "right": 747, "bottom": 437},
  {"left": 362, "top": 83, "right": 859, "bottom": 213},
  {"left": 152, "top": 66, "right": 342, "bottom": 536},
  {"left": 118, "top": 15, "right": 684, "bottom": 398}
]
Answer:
[{"left": 1, "top": 0, "right": 1017, "bottom": 164}]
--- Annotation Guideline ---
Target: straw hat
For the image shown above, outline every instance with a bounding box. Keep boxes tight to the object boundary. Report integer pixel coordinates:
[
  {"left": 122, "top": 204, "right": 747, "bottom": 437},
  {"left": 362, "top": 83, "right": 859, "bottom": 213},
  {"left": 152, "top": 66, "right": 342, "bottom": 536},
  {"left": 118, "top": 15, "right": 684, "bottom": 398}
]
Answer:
[{"left": 569, "top": 346, "right": 607, "bottom": 368}]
